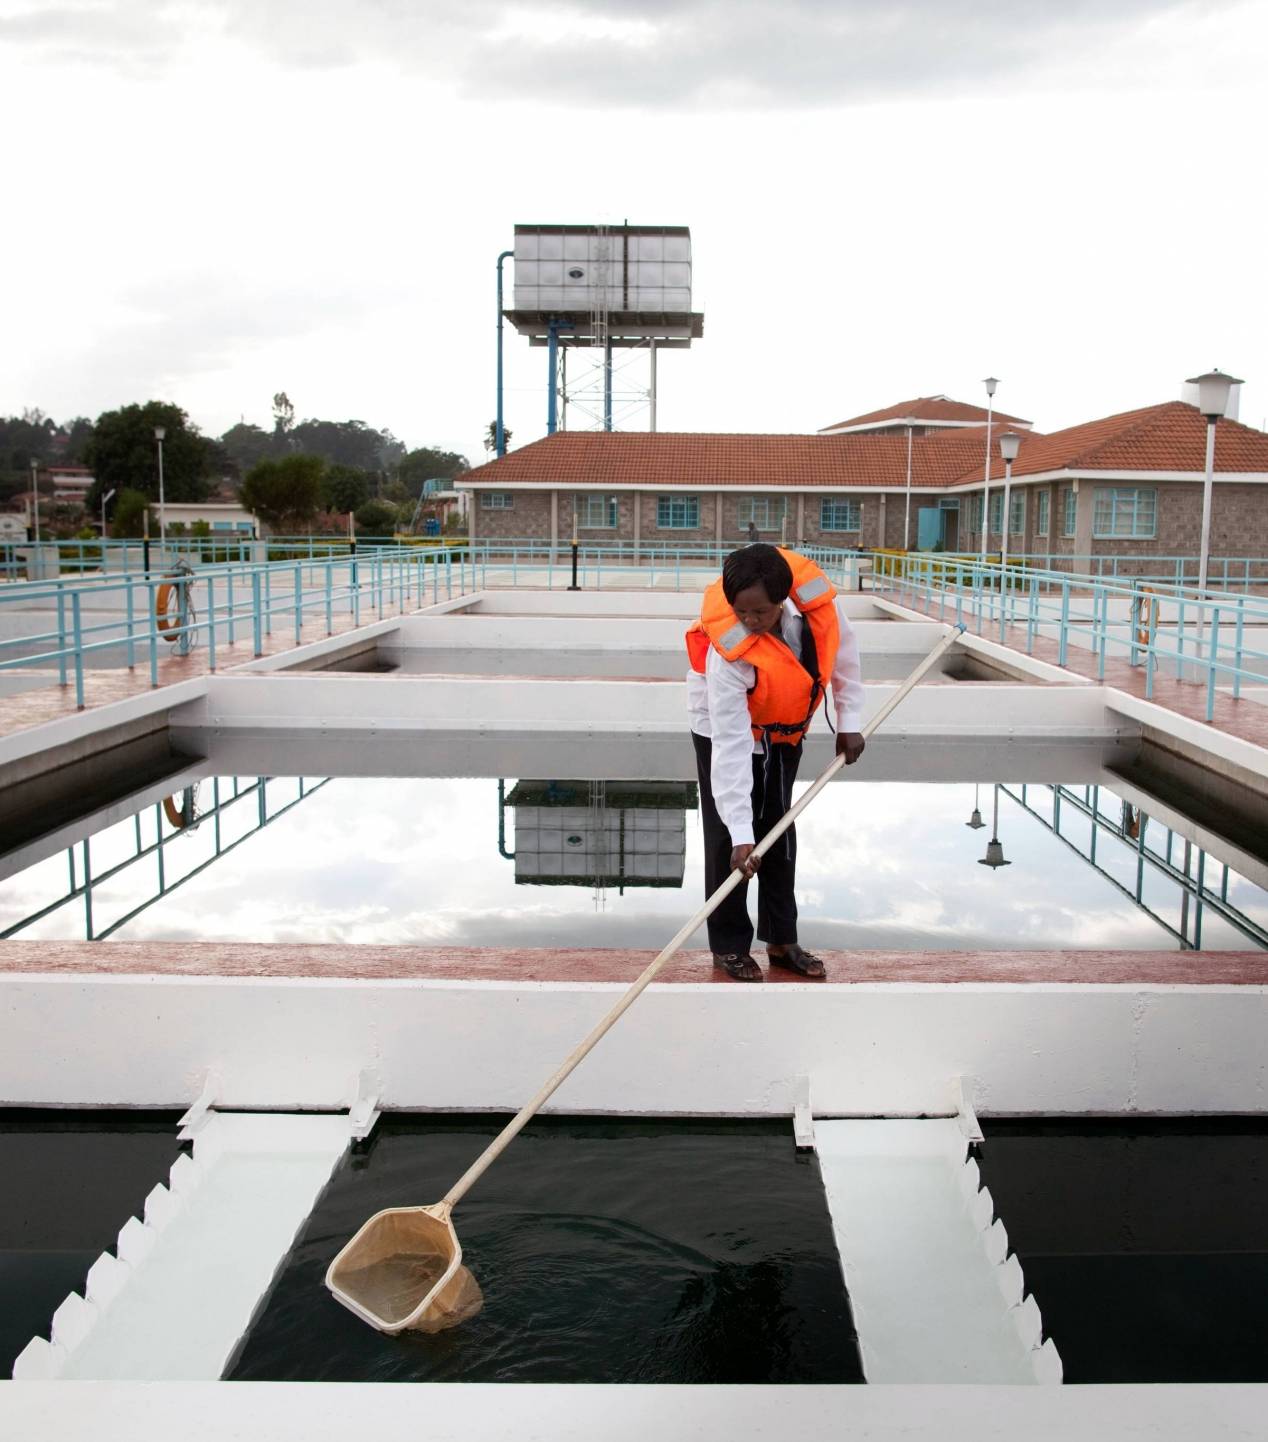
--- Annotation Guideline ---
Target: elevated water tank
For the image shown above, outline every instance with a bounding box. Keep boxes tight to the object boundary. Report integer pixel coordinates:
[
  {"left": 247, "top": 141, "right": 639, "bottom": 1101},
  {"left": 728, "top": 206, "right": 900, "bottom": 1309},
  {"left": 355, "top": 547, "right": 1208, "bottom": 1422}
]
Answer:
[{"left": 506, "top": 224, "right": 704, "bottom": 349}]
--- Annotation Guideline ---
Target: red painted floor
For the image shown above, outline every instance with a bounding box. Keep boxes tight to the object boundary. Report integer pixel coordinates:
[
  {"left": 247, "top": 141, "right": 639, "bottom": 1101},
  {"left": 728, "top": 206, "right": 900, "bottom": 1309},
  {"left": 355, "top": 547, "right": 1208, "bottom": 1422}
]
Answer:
[{"left": 2, "top": 940, "right": 1264, "bottom": 985}]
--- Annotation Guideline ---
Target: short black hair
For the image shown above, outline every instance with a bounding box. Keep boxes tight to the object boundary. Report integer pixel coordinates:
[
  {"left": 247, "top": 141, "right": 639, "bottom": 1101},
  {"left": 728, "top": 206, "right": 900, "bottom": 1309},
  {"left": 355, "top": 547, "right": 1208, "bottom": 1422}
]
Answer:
[{"left": 722, "top": 543, "right": 792, "bottom": 605}]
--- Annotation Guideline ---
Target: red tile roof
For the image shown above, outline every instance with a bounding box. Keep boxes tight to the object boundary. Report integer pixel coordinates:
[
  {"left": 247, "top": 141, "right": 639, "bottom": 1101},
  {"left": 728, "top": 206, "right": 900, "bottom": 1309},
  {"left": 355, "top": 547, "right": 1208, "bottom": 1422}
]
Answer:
[
  {"left": 977, "top": 402, "right": 1268, "bottom": 482},
  {"left": 462, "top": 402, "right": 1268, "bottom": 492},
  {"left": 820, "top": 395, "right": 1032, "bottom": 431},
  {"left": 465, "top": 431, "right": 991, "bottom": 489}
]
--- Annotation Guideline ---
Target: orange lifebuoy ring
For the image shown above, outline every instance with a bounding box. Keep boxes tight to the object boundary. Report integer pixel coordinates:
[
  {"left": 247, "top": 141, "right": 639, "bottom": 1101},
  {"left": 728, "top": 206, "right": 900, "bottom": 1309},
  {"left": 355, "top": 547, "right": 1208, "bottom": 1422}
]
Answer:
[
  {"left": 155, "top": 580, "right": 184, "bottom": 642},
  {"left": 163, "top": 792, "right": 192, "bottom": 828},
  {"left": 1135, "top": 587, "right": 1157, "bottom": 648}
]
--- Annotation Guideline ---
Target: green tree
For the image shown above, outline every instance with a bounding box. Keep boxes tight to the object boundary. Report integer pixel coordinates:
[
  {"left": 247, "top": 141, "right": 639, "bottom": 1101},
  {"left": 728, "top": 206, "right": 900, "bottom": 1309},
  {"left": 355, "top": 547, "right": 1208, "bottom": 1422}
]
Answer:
[
  {"left": 240, "top": 453, "right": 325, "bottom": 532},
  {"left": 354, "top": 499, "right": 399, "bottom": 534},
  {"left": 110, "top": 488, "right": 152, "bottom": 538},
  {"left": 220, "top": 422, "right": 274, "bottom": 476},
  {"left": 398, "top": 445, "right": 470, "bottom": 498},
  {"left": 83, "top": 401, "right": 214, "bottom": 513},
  {"left": 484, "top": 421, "right": 511, "bottom": 455},
  {"left": 272, "top": 391, "right": 295, "bottom": 439},
  {"left": 322, "top": 463, "right": 371, "bottom": 514}
]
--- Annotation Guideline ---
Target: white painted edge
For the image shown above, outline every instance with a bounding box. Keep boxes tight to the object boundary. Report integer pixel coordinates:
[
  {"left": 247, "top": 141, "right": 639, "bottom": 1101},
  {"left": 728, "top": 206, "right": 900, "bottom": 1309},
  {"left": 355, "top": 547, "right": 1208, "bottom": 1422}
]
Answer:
[
  {"left": 956, "top": 1074, "right": 984, "bottom": 1143},
  {"left": 793, "top": 1074, "right": 815, "bottom": 1152}
]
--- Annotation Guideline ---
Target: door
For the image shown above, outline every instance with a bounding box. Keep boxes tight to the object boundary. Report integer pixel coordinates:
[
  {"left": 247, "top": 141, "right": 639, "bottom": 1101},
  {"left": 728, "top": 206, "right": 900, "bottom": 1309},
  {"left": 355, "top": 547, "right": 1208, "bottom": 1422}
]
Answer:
[{"left": 917, "top": 507, "right": 942, "bottom": 551}]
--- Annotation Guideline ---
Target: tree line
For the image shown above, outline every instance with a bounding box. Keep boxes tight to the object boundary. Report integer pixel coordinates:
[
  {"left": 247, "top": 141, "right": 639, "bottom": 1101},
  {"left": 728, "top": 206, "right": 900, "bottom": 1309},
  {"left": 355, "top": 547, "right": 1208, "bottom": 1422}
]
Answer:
[{"left": 1, "top": 394, "right": 472, "bottom": 537}]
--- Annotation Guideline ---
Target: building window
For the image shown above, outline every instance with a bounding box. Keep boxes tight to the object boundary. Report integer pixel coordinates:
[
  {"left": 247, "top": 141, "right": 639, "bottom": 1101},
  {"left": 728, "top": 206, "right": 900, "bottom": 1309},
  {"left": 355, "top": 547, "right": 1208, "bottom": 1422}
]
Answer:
[
  {"left": 1009, "top": 492, "right": 1025, "bottom": 536},
  {"left": 738, "top": 496, "right": 787, "bottom": 532},
  {"left": 575, "top": 493, "right": 618, "bottom": 529},
  {"left": 657, "top": 495, "right": 700, "bottom": 530},
  {"left": 988, "top": 493, "right": 1004, "bottom": 535},
  {"left": 1062, "top": 487, "right": 1077, "bottom": 538},
  {"left": 1036, "top": 491, "right": 1049, "bottom": 536},
  {"left": 970, "top": 495, "right": 983, "bottom": 531},
  {"left": 819, "top": 498, "right": 861, "bottom": 532},
  {"left": 1093, "top": 486, "right": 1157, "bottom": 539},
  {"left": 481, "top": 492, "right": 514, "bottom": 510}
]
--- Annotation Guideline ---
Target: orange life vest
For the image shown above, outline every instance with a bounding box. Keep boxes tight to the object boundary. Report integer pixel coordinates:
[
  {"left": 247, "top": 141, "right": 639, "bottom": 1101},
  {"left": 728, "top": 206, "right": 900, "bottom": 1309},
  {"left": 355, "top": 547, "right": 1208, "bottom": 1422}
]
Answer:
[{"left": 685, "top": 548, "right": 839, "bottom": 746}]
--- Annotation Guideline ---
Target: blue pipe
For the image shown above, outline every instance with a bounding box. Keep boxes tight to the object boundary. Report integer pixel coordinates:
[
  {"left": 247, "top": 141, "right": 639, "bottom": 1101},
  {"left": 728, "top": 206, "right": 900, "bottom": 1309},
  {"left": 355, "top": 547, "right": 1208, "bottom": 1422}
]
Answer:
[
  {"left": 604, "top": 336, "right": 613, "bottom": 431},
  {"left": 495, "top": 248, "right": 513, "bottom": 458},
  {"left": 547, "top": 318, "right": 560, "bottom": 435}
]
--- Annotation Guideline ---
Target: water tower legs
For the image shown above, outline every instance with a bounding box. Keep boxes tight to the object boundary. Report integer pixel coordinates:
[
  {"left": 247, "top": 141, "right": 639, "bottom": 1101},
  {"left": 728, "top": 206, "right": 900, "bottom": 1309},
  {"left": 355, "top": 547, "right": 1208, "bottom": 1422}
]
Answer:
[{"left": 547, "top": 319, "right": 561, "bottom": 436}]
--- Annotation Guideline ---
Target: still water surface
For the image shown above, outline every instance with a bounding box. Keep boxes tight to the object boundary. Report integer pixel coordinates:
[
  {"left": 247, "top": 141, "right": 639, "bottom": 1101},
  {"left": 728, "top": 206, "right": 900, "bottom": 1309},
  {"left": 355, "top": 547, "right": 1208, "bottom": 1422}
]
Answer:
[{"left": 3, "top": 776, "right": 1264, "bottom": 951}]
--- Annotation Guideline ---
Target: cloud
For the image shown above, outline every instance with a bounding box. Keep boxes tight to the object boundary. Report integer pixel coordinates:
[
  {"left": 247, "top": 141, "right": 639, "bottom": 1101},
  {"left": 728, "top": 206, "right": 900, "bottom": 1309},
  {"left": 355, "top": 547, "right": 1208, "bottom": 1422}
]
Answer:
[{"left": 1, "top": 0, "right": 1239, "bottom": 106}]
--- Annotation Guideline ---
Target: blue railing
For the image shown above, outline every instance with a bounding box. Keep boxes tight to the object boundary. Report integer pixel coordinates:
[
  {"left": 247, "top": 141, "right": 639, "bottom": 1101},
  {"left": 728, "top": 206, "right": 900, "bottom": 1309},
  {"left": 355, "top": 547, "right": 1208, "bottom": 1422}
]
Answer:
[
  {"left": 0, "top": 545, "right": 479, "bottom": 710},
  {"left": 878, "top": 552, "right": 1268, "bottom": 722}
]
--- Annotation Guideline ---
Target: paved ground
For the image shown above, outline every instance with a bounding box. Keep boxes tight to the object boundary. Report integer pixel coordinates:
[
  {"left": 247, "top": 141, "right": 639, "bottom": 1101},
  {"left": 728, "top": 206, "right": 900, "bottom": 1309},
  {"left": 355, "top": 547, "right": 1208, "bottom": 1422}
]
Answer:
[
  {"left": 2, "top": 940, "right": 1264, "bottom": 985},
  {"left": 875, "top": 584, "right": 1268, "bottom": 748}
]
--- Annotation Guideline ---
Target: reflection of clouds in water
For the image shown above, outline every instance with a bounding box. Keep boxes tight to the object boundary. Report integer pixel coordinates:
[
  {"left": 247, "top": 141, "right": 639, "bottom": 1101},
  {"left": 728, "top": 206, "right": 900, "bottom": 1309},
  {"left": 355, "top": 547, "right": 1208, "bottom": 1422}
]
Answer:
[{"left": 2, "top": 777, "right": 1262, "bottom": 952}]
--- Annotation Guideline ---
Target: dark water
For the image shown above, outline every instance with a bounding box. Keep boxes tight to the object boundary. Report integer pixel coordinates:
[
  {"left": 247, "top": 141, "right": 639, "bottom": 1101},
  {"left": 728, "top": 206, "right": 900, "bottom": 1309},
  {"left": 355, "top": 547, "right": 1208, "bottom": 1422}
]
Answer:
[
  {"left": 0, "top": 1109, "right": 184, "bottom": 1374},
  {"left": 975, "top": 1119, "right": 1268, "bottom": 1383},
  {"left": 228, "top": 1115, "right": 862, "bottom": 1384}
]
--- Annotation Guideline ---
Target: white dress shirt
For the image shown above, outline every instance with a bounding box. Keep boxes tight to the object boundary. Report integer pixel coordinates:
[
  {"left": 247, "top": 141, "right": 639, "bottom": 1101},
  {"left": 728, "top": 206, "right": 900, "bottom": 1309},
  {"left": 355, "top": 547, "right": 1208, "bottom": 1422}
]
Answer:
[{"left": 687, "top": 596, "right": 865, "bottom": 846}]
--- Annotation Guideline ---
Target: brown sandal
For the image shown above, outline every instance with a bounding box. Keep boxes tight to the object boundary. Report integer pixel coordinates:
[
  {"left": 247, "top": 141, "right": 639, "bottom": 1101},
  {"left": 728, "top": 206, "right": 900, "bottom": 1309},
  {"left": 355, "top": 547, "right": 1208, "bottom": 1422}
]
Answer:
[
  {"left": 768, "top": 945, "right": 826, "bottom": 979},
  {"left": 713, "top": 952, "right": 763, "bottom": 981}
]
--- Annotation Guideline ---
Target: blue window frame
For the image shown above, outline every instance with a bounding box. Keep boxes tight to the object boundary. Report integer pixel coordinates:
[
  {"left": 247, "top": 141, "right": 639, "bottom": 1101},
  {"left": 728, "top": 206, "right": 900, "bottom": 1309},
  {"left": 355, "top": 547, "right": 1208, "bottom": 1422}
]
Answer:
[
  {"left": 819, "top": 498, "right": 861, "bottom": 532},
  {"left": 657, "top": 495, "right": 700, "bottom": 529},
  {"left": 1093, "top": 486, "right": 1157, "bottom": 539},
  {"left": 1036, "top": 491, "right": 1050, "bottom": 536},
  {"left": 1062, "top": 487, "right": 1077, "bottom": 537},
  {"left": 481, "top": 492, "right": 514, "bottom": 510}
]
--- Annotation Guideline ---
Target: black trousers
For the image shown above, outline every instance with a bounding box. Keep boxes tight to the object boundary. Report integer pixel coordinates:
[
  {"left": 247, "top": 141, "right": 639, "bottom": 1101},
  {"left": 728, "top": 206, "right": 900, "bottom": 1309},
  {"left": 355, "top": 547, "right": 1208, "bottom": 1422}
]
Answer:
[{"left": 692, "top": 730, "right": 802, "bottom": 956}]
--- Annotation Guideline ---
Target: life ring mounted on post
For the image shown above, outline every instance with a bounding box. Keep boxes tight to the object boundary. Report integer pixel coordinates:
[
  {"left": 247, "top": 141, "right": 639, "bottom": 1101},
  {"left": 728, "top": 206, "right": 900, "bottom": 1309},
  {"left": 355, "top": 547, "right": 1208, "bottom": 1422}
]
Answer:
[
  {"left": 162, "top": 784, "right": 199, "bottom": 830},
  {"left": 1135, "top": 586, "right": 1158, "bottom": 649},
  {"left": 154, "top": 561, "right": 196, "bottom": 652}
]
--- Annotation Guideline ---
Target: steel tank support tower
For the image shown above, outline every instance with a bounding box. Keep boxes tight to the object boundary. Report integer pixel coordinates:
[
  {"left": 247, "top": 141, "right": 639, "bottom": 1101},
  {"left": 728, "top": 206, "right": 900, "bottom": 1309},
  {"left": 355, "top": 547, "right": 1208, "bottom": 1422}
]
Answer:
[{"left": 503, "top": 223, "right": 704, "bottom": 436}]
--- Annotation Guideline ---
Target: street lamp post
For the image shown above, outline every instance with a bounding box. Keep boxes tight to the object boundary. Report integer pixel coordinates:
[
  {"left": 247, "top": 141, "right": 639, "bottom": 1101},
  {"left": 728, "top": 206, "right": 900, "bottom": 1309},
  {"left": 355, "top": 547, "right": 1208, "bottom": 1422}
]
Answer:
[
  {"left": 979, "top": 377, "right": 998, "bottom": 564},
  {"left": 903, "top": 422, "right": 913, "bottom": 550},
  {"left": 998, "top": 431, "right": 1022, "bottom": 577},
  {"left": 101, "top": 487, "right": 117, "bottom": 540},
  {"left": 965, "top": 783, "right": 986, "bottom": 830},
  {"left": 495, "top": 248, "right": 514, "bottom": 459},
  {"left": 1186, "top": 368, "right": 1243, "bottom": 660},
  {"left": 154, "top": 426, "right": 167, "bottom": 548},
  {"left": 29, "top": 458, "right": 40, "bottom": 543},
  {"left": 978, "top": 784, "right": 1012, "bottom": 869}
]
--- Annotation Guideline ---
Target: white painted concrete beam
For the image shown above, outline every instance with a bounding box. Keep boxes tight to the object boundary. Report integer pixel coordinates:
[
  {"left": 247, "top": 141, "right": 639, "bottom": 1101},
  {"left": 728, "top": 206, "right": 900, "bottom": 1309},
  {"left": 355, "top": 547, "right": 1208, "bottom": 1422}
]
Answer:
[{"left": 3, "top": 976, "right": 1264, "bottom": 1116}]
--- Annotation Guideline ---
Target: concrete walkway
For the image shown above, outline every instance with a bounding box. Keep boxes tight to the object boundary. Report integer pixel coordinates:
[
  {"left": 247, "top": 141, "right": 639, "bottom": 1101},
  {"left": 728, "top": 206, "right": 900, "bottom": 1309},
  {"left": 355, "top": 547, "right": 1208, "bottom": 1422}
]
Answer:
[{"left": 874, "top": 583, "right": 1268, "bottom": 749}]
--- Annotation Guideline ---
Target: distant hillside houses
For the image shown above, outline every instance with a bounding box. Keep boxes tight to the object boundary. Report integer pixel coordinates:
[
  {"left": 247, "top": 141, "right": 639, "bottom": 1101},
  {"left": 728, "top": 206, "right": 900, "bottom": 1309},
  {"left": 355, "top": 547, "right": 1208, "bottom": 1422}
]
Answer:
[{"left": 459, "top": 393, "right": 1268, "bottom": 565}]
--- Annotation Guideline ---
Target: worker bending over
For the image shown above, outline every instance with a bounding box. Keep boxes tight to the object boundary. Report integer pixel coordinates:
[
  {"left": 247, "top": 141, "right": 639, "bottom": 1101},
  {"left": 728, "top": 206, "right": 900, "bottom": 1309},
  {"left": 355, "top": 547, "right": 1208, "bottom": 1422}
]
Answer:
[{"left": 686, "top": 544, "right": 865, "bottom": 981}]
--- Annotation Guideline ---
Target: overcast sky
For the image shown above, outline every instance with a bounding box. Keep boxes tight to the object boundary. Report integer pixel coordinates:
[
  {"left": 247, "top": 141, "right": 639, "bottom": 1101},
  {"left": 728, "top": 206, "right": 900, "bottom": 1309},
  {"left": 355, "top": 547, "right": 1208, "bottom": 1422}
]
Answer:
[{"left": 3, "top": 0, "right": 1266, "bottom": 462}]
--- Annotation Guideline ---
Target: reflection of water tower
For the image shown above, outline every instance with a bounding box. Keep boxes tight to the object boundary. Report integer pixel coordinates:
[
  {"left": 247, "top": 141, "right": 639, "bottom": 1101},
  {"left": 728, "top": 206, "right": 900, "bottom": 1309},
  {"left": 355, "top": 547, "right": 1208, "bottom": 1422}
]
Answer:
[
  {"left": 498, "top": 780, "right": 698, "bottom": 894},
  {"left": 504, "top": 223, "right": 705, "bottom": 436}
]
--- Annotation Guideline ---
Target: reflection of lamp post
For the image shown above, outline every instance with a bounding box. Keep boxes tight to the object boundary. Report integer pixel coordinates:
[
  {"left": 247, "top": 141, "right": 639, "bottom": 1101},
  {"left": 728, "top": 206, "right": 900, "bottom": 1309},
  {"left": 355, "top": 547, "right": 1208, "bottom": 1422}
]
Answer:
[
  {"left": 101, "top": 487, "right": 116, "bottom": 539},
  {"left": 998, "top": 431, "right": 1021, "bottom": 576},
  {"left": 154, "top": 425, "right": 167, "bottom": 545},
  {"left": 965, "top": 783, "right": 986, "bottom": 830},
  {"left": 978, "top": 784, "right": 1011, "bottom": 868},
  {"left": 979, "top": 377, "right": 998, "bottom": 563},
  {"left": 1186, "top": 368, "right": 1243, "bottom": 659}
]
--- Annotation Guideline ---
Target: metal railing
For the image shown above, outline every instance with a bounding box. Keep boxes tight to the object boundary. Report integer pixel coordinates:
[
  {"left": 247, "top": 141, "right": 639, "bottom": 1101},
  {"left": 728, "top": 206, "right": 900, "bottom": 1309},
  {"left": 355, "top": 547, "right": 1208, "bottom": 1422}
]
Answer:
[
  {"left": 0, "top": 545, "right": 480, "bottom": 709},
  {"left": 1000, "top": 782, "right": 1267, "bottom": 951},
  {"left": 877, "top": 551, "right": 1268, "bottom": 722},
  {"left": 1, "top": 775, "right": 326, "bottom": 941},
  {"left": 872, "top": 548, "right": 1268, "bottom": 591}
]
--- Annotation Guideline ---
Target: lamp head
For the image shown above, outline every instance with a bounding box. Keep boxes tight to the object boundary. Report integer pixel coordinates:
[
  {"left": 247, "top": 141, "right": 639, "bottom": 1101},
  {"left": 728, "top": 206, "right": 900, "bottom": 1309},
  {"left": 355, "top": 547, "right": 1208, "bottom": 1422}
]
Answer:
[
  {"left": 978, "top": 839, "right": 1011, "bottom": 869},
  {"left": 983, "top": 376, "right": 999, "bottom": 399},
  {"left": 998, "top": 431, "right": 1022, "bottom": 463},
  {"left": 1185, "top": 369, "right": 1243, "bottom": 421},
  {"left": 154, "top": 426, "right": 166, "bottom": 442}
]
